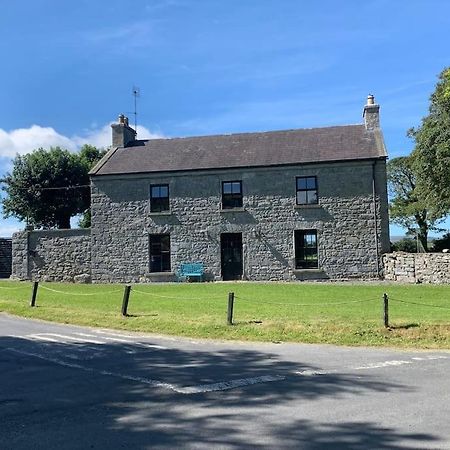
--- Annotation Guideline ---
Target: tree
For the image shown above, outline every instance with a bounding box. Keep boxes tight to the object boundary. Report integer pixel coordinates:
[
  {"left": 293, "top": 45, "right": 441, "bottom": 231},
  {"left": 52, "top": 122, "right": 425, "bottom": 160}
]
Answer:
[
  {"left": 387, "top": 155, "right": 444, "bottom": 251},
  {"left": 410, "top": 67, "right": 450, "bottom": 216},
  {"left": 77, "top": 145, "right": 106, "bottom": 227},
  {"left": 1, "top": 145, "right": 105, "bottom": 229}
]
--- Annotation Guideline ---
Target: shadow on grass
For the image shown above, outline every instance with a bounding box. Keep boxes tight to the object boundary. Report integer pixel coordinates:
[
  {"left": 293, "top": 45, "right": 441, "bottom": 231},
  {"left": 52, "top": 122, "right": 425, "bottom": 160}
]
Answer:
[
  {"left": 234, "top": 320, "right": 263, "bottom": 325},
  {"left": 389, "top": 323, "right": 420, "bottom": 330},
  {"left": 0, "top": 332, "right": 443, "bottom": 449},
  {"left": 125, "top": 313, "right": 159, "bottom": 318}
]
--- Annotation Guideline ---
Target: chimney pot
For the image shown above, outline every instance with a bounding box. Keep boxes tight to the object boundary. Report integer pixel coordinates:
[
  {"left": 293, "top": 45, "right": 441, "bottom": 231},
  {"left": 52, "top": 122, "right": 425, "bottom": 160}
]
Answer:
[
  {"left": 118, "top": 114, "right": 125, "bottom": 124},
  {"left": 363, "top": 94, "right": 380, "bottom": 130}
]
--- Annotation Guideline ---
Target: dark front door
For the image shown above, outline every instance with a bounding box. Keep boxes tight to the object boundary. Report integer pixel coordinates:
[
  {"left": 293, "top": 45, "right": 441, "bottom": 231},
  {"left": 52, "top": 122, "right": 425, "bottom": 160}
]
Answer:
[{"left": 221, "top": 233, "right": 243, "bottom": 281}]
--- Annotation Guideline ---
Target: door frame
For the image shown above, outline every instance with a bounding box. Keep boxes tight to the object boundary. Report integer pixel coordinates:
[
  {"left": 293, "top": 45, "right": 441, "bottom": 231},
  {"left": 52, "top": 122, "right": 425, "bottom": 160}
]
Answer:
[{"left": 220, "top": 232, "right": 243, "bottom": 281}]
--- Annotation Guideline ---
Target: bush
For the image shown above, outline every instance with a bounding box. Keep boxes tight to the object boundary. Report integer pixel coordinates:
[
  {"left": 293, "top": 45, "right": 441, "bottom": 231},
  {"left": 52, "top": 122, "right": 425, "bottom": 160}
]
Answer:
[
  {"left": 391, "top": 238, "right": 417, "bottom": 253},
  {"left": 432, "top": 233, "right": 450, "bottom": 252}
]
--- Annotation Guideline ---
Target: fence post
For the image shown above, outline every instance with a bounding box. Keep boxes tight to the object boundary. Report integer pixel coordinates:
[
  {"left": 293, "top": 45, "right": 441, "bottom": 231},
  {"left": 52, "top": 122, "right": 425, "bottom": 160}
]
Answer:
[
  {"left": 30, "top": 281, "right": 39, "bottom": 307},
  {"left": 122, "top": 285, "right": 131, "bottom": 316},
  {"left": 383, "top": 292, "right": 389, "bottom": 328},
  {"left": 227, "top": 292, "right": 235, "bottom": 325}
]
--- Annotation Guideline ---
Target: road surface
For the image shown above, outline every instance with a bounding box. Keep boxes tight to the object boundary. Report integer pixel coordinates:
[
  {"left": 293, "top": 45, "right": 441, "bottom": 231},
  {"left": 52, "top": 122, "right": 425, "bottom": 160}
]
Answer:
[{"left": 1, "top": 313, "right": 449, "bottom": 449}]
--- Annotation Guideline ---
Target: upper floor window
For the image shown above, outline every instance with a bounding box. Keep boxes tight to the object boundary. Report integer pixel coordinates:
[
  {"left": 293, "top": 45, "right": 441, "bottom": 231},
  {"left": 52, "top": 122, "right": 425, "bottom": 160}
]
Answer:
[
  {"left": 222, "top": 181, "right": 243, "bottom": 209},
  {"left": 150, "top": 184, "right": 169, "bottom": 213},
  {"left": 296, "top": 176, "right": 318, "bottom": 205}
]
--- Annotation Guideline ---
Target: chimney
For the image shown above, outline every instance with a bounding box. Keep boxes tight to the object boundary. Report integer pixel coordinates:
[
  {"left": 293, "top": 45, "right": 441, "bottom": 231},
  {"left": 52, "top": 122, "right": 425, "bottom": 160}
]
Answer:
[
  {"left": 111, "top": 114, "right": 136, "bottom": 147},
  {"left": 363, "top": 94, "right": 380, "bottom": 130}
]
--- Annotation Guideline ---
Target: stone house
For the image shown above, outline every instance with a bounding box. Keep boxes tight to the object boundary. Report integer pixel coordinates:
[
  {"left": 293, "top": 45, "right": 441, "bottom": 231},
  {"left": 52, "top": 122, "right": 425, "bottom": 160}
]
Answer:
[{"left": 87, "top": 95, "right": 389, "bottom": 282}]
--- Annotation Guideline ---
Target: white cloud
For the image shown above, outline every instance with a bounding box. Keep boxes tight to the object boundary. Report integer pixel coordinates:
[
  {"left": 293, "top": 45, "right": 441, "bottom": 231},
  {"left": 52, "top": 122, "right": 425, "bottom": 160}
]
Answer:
[
  {"left": 74, "top": 123, "right": 164, "bottom": 148},
  {"left": 0, "top": 123, "right": 164, "bottom": 160},
  {"left": 0, "top": 125, "right": 77, "bottom": 158},
  {"left": 0, "top": 122, "right": 165, "bottom": 235}
]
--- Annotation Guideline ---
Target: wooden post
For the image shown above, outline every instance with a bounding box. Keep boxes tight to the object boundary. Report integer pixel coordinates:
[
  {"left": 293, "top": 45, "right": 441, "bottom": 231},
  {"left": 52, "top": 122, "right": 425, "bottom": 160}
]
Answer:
[
  {"left": 383, "top": 292, "right": 389, "bottom": 328},
  {"left": 121, "top": 285, "right": 131, "bottom": 316},
  {"left": 227, "top": 292, "right": 235, "bottom": 325},
  {"left": 30, "top": 281, "right": 39, "bottom": 307}
]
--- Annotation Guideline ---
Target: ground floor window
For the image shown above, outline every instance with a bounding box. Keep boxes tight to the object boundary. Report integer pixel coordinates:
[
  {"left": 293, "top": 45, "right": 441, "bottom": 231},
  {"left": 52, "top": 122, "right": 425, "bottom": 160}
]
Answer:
[
  {"left": 149, "top": 234, "right": 171, "bottom": 272},
  {"left": 295, "top": 230, "right": 318, "bottom": 269}
]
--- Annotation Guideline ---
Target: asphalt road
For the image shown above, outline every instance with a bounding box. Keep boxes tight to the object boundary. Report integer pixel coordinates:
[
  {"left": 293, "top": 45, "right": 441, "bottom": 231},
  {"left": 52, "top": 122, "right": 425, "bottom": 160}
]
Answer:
[{"left": 1, "top": 313, "right": 449, "bottom": 449}]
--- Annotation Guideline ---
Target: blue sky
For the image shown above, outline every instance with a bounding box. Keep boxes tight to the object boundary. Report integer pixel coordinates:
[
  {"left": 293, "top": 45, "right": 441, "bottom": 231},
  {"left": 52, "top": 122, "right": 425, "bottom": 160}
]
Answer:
[{"left": 1, "top": 0, "right": 449, "bottom": 237}]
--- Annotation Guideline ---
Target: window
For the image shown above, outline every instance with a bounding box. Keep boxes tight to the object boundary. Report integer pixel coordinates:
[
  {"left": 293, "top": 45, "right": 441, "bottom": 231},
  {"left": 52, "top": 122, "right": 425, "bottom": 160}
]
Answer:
[
  {"left": 296, "top": 176, "right": 318, "bottom": 205},
  {"left": 149, "top": 234, "right": 171, "bottom": 272},
  {"left": 295, "top": 230, "right": 318, "bottom": 269},
  {"left": 150, "top": 184, "right": 169, "bottom": 213},
  {"left": 222, "top": 181, "right": 243, "bottom": 209}
]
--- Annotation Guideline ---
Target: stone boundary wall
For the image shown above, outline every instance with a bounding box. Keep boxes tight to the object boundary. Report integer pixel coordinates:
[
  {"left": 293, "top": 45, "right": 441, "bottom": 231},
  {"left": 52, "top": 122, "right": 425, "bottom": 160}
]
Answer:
[
  {"left": 383, "top": 252, "right": 450, "bottom": 284},
  {"left": 0, "top": 238, "right": 12, "bottom": 278},
  {"left": 12, "top": 229, "right": 91, "bottom": 282}
]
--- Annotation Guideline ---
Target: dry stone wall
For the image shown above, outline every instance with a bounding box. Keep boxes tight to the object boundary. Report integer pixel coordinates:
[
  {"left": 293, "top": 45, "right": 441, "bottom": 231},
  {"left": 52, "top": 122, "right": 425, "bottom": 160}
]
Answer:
[
  {"left": 11, "top": 231, "right": 29, "bottom": 280},
  {"left": 12, "top": 229, "right": 91, "bottom": 282},
  {"left": 383, "top": 252, "right": 450, "bottom": 284},
  {"left": 0, "top": 238, "right": 12, "bottom": 278}
]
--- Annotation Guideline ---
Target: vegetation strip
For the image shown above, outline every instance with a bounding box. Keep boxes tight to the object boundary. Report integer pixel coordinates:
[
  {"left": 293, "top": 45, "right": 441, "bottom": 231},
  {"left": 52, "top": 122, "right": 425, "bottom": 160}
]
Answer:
[{"left": 1, "top": 281, "right": 450, "bottom": 348}]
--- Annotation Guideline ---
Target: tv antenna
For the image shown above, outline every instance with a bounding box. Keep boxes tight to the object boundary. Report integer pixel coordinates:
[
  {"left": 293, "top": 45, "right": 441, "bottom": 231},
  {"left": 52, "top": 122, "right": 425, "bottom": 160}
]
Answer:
[{"left": 132, "top": 86, "right": 140, "bottom": 133}]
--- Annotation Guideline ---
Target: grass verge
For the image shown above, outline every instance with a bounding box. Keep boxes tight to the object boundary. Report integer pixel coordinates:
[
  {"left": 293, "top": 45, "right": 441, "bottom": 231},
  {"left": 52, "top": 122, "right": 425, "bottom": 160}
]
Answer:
[{"left": 1, "top": 281, "right": 450, "bottom": 349}]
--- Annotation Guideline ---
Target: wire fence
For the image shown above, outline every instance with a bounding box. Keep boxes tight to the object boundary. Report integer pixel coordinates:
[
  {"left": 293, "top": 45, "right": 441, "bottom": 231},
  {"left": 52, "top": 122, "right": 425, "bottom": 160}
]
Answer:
[
  {"left": 235, "top": 295, "right": 376, "bottom": 307},
  {"left": 0, "top": 284, "right": 30, "bottom": 291},
  {"left": 389, "top": 297, "right": 450, "bottom": 310},
  {"left": 39, "top": 285, "right": 122, "bottom": 296},
  {"left": 131, "top": 288, "right": 224, "bottom": 300},
  {"left": 2, "top": 281, "right": 449, "bottom": 328}
]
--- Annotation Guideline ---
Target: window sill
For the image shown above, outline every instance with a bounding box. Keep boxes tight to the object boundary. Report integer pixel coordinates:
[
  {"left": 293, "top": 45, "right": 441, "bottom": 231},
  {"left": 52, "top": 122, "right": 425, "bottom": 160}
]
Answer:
[
  {"left": 294, "top": 204, "right": 321, "bottom": 209},
  {"left": 149, "top": 211, "right": 172, "bottom": 216},
  {"left": 220, "top": 207, "right": 246, "bottom": 213},
  {"left": 293, "top": 268, "right": 323, "bottom": 273},
  {"left": 147, "top": 271, "right": 175, "bottom": 277}
]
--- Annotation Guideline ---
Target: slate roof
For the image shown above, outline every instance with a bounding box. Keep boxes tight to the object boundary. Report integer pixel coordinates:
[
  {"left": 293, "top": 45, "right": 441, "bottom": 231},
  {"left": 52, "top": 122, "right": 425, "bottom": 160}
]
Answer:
[{"left": 90, "top": 124, "right": 387, "bottom": 176}]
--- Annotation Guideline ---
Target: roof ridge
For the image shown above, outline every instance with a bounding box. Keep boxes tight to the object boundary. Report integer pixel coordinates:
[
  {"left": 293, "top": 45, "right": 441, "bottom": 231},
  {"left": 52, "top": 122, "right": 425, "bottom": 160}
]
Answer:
[{"left": 133, "top": 123, "right": 365, "bottom": 144}]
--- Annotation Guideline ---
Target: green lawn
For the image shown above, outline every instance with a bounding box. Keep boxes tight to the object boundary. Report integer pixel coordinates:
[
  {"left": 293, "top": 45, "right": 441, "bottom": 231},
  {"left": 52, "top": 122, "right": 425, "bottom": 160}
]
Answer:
[{"left": 1, "top": 280, "right": 450, "bottom": 348}]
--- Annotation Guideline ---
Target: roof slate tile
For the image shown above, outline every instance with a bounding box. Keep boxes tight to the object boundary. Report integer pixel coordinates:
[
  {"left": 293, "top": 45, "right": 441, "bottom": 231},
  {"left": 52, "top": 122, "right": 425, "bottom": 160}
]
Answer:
[{"left": 91, "top": 124, "right": 386, "bottom": 176}]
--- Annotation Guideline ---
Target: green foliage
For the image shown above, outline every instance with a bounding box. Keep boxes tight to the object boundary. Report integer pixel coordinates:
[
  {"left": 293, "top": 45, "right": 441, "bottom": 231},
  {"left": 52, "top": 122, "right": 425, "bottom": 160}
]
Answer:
[
  {"left": 1, "top": 145, "right": 106, "bottom": 229},
  {"left": 432, "top": 232, "right": 450, "bottom": 252},
  {"left": 391, "top": 237, "right": 417, "bottom": 253},
  {"left": 410, "top": 67, "right": 450, "bottom": 215},
  {"left": 387, "top": 155, "right": 443, "bottom": 251},
  {"left": 78, "top": 209, "right": 91, "bottom": 228},
  {"left": 79, "top": 144, "right": 106, "bottom": 169},
  {"left": 77, "top": 145, "right": 106, "bottom": 228}
]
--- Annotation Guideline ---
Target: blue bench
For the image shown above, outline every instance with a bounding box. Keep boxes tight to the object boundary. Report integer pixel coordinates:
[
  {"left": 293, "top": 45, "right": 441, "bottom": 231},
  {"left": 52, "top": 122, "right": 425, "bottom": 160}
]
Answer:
[{"left": 177, "top": 262, "right": 204, "bottom": 282}]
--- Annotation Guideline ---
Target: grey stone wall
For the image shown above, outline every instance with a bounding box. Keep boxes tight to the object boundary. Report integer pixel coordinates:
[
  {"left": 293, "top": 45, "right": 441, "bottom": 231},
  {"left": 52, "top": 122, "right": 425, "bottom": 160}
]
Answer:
[
  {"left": 12, "top": 229, "right": 91, "bottom": 282},
  {"left": 0, "top": 238, "right": 12, "bottom": 278},
  {"left": 91, "top": 159, "right": 389, "bottom": 282},
  {"left": 12, "top": 231, "right": 29, "bottom": 280},
  {"left": 383, "top": 252, "right": 450, "bottom": 284}
]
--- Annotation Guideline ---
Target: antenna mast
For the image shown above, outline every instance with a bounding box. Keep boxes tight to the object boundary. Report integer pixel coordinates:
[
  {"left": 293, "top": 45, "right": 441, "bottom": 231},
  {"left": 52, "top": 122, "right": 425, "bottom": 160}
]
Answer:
[{"left": 132, "top": 86, "right": 140, "bottom": 133}]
